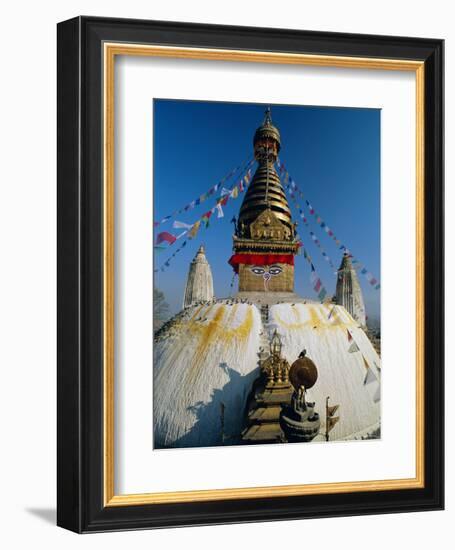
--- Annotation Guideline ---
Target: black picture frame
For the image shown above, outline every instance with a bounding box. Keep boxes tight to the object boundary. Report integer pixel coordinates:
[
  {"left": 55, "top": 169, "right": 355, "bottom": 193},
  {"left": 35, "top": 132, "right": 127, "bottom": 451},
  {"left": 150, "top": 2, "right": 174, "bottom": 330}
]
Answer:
[{"left": 57, "top": 16, "right": 444, "bottom": 533}]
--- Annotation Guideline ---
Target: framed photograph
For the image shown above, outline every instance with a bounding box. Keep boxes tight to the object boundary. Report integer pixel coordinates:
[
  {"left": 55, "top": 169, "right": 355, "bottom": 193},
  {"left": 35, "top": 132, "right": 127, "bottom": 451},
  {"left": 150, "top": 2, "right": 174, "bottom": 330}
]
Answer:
[{"left": 57, "top": 16, "right": 444, "bottom": 532}]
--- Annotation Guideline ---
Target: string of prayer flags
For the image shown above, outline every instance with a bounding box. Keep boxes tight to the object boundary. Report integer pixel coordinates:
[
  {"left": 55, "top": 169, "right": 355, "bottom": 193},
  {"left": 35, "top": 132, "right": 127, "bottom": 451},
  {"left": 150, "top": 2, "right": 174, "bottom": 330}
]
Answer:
[
  {"left": 309, "top": 231, "right": 335, "bottom": 269},
  {"left": 282, "top": 176, "right": 337, "bottom": 271},
  {"left": 154, "top": 163, "right": 254, "bottom": 273},
  {"left": 309, "top": 260, "right": 328, "bottom": 302},
  {"left": 153, "top": 238, "right": 189, "bottom": 272},
  {"left": 278, "top": 157, "right": 381, "bottom": 290},
  {"left": 153, "top": 158, "right": 254, "bottom": 227}
]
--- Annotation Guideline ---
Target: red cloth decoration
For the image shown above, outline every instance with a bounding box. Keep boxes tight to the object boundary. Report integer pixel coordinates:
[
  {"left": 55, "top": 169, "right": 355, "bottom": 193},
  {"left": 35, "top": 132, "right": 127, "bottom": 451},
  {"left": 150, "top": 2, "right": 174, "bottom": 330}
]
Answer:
[
  {"left": 156, "top": 231, "right": 177, "bottom": 245},
  {"left": 228, "top": 254, "right": 294, "bottom": 273}
]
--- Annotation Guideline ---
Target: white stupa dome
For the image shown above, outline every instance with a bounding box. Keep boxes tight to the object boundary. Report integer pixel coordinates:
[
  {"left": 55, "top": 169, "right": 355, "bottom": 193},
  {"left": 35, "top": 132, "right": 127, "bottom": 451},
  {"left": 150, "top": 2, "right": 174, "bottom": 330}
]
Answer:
[{"left": 153, "top": 300, "right": 380, "bottom": 448}]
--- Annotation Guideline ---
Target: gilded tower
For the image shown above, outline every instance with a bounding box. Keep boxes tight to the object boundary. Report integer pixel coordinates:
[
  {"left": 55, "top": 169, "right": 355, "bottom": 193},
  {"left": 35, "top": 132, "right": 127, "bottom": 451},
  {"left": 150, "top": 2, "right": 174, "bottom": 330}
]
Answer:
[
  {"left": 229, "top": 108, "right": 299, "bottom": 292},
  {"left": 183, "top": 245, "right": 214, "bottom": 308},
  {"left": 335, "top": 253, "right": 366, "bottom": 326}
]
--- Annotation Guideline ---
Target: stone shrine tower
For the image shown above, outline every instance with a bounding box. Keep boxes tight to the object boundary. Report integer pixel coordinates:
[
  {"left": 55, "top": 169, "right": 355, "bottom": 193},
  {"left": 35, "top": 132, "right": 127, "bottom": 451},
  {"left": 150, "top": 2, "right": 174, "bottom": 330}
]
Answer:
[
  {"left": 335, "top": 252, "right": 366, "bottom": 326},
  {"left": 183, "top": 245, "right": 214, "bottom": 308},
  {"left": 229, "top": 108, "right": 299, "bottom": 292}
]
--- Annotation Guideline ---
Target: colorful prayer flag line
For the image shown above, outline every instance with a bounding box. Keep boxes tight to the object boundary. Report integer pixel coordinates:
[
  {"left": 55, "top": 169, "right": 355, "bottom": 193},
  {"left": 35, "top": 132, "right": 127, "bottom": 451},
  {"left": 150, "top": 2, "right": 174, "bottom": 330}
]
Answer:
[
  {"left": 301, "top": 243, "right": 329, "bottom": 303},
  {"left": 278, "top": 157, "right": 381, "bottom": 290},
  {"left": 154, "top": 164, "right": 253, "bottom": 273},
  {"left": 153, "top": 158, "right": 254, "bottom": 227},
  {"left": 281, "top": 173, "right": 337, "bottom": 271}
]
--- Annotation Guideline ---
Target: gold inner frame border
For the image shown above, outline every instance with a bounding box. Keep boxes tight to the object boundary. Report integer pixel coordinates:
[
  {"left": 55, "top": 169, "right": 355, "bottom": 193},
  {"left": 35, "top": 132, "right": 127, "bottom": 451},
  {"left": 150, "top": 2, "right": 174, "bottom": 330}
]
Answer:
[{"left": 103, "top": 42, "right": 425, "bottom": 506}]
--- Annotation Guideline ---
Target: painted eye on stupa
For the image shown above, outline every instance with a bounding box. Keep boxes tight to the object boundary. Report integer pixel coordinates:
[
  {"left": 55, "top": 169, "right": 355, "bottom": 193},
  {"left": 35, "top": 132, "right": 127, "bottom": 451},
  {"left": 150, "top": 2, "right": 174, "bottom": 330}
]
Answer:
[
  {"left": 251, "top": 267, "right": 265, "bottom": 275},
  {"left": 268, "top": 265, "right": 283, "bottom": 276}
]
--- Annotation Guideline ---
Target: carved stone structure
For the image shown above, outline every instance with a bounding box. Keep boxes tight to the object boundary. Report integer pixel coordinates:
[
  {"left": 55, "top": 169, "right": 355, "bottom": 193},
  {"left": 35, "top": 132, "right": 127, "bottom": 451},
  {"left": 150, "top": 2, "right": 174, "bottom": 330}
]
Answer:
[
  {"left": 229, "top": 108, "right": 299, "bottom": 293},
  {"left": 242, "top": 330, "right": 293, "bottom": 444},
  {"left": 182, "top": 245, "right": 214, "bottom": 308},
  {"left": 335, "top": 252, "right": 366, "bottom": 326}
]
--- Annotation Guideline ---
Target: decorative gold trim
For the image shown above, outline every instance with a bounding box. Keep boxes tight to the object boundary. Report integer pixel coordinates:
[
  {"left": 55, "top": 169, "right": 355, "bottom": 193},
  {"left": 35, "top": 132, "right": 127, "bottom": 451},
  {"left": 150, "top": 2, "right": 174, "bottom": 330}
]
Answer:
[
  {"left": 104, "top": 44, "right": 115, "bottom": 506},
  {"left": 415, "top": 64, "right": 425, "bottom": 485},
  {"left": 103, "top": 43, "right": 425, "bottom": 507}
]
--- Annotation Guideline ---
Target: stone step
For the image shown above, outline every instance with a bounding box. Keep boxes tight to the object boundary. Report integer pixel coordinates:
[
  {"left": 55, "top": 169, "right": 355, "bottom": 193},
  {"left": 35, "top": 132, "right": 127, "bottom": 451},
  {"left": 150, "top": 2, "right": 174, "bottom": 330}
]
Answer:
[
  {"left": 249, "top": 405, "right": 282, "bottom": 422},
  {"left": 242, "top": 422, "right": 283, "bottom": 443},
  {"left": 256, "top": 387, "right": 293, "bottom": 406}
]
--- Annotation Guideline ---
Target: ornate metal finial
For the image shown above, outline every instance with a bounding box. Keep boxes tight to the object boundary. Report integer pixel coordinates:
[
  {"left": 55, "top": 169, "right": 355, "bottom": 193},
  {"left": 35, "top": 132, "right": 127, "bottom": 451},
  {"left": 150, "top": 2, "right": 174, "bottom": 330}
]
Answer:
[{"left": 264, "top": 105, "right": 273, "bottom": 125}]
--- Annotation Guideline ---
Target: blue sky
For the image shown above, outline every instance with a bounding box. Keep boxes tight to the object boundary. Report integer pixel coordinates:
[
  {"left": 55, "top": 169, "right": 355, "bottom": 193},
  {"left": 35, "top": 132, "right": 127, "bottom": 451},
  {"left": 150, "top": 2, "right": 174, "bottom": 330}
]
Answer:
[{"left": 154, "top": 99, "right": 380, "bottom": 321}]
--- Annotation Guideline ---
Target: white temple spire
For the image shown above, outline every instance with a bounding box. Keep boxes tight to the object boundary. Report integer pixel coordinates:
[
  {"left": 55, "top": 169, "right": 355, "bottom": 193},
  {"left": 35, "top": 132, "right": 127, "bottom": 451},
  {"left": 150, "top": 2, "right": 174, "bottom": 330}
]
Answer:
[
  {"left": 183, "top": 245, "right": 214, "bottom": 308},
  {"left": 335, "top": 253, "right": 366, "bottom": 326}
]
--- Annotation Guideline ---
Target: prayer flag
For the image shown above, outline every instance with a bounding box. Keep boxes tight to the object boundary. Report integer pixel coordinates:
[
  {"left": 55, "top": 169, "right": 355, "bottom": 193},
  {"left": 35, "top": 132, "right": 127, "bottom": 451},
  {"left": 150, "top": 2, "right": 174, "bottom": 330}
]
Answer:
[
  {"left": 156, "top": 231, "right": 176, "bottom": 245},
  {"left": 327, "top": 416, "right": 339, "bottom": 432},
  {"left": 172, "top": 220, "right": 193, "bottom": 230},
  {"left": 216, "top": 203, "right": 224, "bottom": 218},
  {"left": 231, "top": 186, "right": 239, "bottom": 199},
  {"left": 364, "top": 368, "right": 377, "bottom": 385},
  {"left": 318, "top": 288, "right": 327, "bottom": 301},
  {"left": 189, "top": 221, "right": 201, "bottom": 238},
  {"left": 348, "top": 341, "right": 360, "bottom": 353}
]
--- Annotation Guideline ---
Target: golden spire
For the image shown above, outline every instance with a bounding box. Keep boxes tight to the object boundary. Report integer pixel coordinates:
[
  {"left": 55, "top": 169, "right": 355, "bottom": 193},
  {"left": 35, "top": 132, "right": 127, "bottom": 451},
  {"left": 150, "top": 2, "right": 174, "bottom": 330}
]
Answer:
[{"left": 238, "top": 108, "right": 294, "bottom": 236}]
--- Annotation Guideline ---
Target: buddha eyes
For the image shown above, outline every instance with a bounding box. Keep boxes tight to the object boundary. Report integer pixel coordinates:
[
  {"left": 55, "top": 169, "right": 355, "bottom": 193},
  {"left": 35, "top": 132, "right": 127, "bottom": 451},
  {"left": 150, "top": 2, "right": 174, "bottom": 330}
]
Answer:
[
  {"left": 269, "top": 266, "right": 283, "bottom": 275},
  {"left": 250, "top": 265, "right": 283, "bottom": 276}
]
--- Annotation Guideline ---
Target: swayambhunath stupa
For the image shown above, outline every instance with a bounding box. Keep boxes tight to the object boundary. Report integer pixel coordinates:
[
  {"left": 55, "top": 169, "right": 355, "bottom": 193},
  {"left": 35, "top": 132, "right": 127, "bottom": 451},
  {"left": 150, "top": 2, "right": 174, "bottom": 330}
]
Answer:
[{"left": 154, "top": 106, "right": 381, "bottom": 449}]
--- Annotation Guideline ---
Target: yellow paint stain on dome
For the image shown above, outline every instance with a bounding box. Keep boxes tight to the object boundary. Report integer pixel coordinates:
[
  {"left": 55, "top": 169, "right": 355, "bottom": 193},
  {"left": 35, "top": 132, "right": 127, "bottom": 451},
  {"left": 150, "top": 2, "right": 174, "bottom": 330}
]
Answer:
[
  {"left": 292, "top": 305, "right": 301, "bottom": 322},
  {"left": 273, "top": 304, "right": 355, "bottom": 331},
  {"left": 184, "top": 305, "right": 255, "bottom": 386}
]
